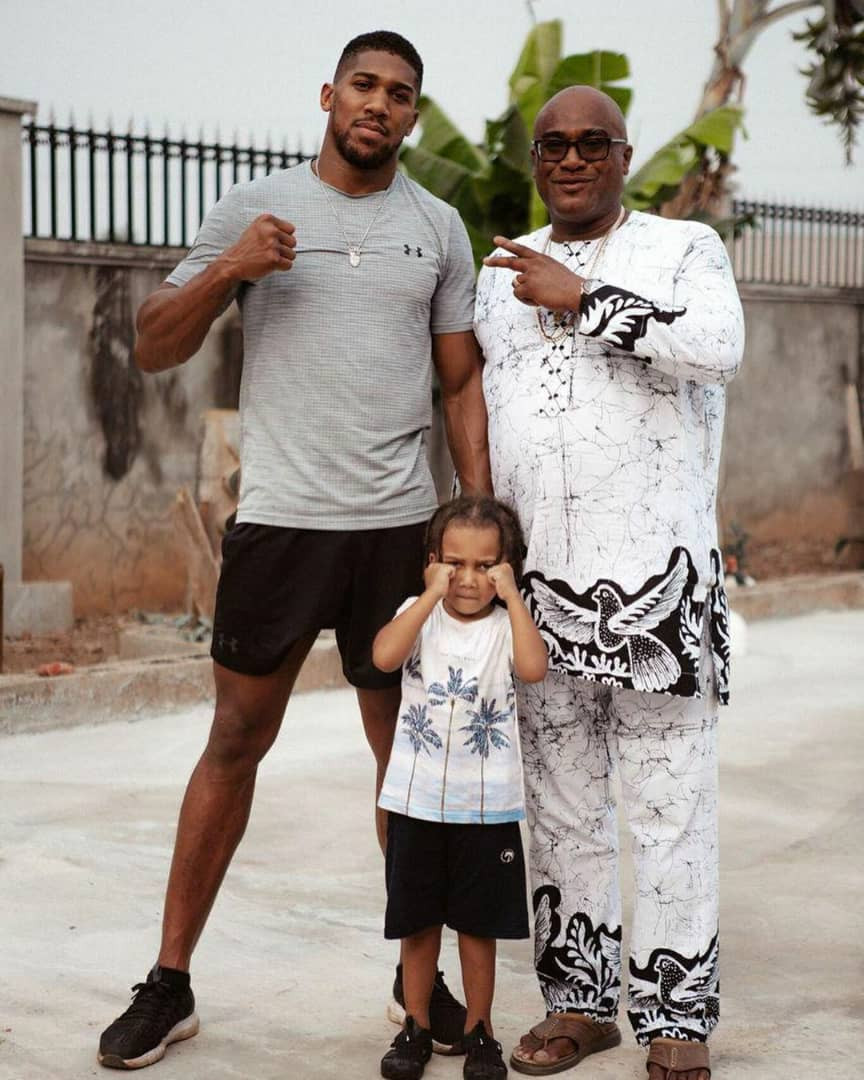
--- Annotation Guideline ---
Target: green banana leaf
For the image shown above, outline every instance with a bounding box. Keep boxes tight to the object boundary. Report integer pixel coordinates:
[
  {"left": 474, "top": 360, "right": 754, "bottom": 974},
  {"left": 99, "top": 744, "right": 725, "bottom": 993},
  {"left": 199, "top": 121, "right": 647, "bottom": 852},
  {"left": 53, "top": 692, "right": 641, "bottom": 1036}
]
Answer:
[
  {"left": 399, "top": 145, "right": 483, "bottom": 224},
  {"left": 685, "top": 105, "right": 746, "bottom": 155},
  {"left": 509, "top": 20, "right": 563, "bottom": 132},
  {"left": 547, "top": 51, "right": 633, "bottom": 116},
  {"left": 415, "top": 96, "right": 488, "bottom": 173},
  {"left": 484, "top": 105, "right": 532, "bottom": 177},
  {"left": 624, "top": 106, "right": 745, "bottom": 210}
]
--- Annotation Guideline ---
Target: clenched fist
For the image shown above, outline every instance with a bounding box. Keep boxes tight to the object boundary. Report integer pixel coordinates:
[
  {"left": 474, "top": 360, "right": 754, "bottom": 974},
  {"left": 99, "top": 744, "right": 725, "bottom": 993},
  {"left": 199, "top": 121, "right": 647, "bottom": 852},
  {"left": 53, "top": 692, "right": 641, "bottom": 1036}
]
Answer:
[
  {"left": 220, "top": 213, "right": 297, "bottom": 283},
  {"left": 424, "top": 561, "right": 455, "bottom": 600},
  {"left": 487, "top": 562, "right": 520, "bottom": 604}
]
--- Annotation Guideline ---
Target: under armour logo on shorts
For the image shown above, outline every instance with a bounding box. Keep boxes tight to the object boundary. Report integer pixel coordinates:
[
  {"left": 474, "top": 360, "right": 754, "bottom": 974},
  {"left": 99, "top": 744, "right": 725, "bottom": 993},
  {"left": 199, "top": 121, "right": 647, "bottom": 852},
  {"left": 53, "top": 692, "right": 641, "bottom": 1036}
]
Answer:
[{"left": 500, "top": 848, "right": 515, "bottom": 864}]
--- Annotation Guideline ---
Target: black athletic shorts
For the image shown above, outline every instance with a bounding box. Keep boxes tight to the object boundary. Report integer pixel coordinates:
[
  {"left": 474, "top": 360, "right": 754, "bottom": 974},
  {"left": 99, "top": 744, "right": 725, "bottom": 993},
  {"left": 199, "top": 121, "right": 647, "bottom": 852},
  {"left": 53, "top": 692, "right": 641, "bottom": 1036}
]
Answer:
[
  {"left": 211, "top": 520, "right": 426, "bottom": 688},
  {"left": 384, "top": 812, "right": 530, "bottom": 941}
]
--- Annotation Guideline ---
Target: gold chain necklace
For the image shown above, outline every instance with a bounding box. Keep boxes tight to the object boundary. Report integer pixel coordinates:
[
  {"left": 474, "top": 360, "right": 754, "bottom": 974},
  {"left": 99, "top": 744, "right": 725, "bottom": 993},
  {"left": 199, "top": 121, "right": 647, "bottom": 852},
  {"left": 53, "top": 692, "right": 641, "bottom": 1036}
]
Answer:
[{"left": 535, "top": 206, "right": 626, "bottom": 342}]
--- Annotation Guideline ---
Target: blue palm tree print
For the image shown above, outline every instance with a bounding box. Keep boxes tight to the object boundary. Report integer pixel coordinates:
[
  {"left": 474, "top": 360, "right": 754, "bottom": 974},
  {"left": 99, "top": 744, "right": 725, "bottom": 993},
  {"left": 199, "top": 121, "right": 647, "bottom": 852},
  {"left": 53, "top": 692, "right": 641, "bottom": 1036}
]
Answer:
[
  {"left": 404, "top": 649, "right": 423, "bottom": 683},
  {"left": 460, "top": 697, "right": 512, "bottom": 823},
  {"left": 400, "top": 704, "right": 442, "bottom": 814},
  {"left": 427, "top": 666, "right": 479, "bottom": 819}
]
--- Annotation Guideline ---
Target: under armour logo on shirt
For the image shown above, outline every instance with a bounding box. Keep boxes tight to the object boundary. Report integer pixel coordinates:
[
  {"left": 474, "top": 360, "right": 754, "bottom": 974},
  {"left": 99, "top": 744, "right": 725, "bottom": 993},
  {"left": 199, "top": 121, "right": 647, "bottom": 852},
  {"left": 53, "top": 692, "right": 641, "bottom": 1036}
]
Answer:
[{"left": 403, "top": 244, "right": 423, "bottom": 257}]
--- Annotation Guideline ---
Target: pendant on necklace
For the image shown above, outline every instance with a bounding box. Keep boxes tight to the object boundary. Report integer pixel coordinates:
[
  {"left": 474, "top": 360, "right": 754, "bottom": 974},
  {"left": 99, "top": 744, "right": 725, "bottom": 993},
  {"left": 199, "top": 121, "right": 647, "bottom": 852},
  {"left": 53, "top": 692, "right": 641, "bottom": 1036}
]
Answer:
[{"left": 348, "top": 245, "right": 361, "bottom": 268}]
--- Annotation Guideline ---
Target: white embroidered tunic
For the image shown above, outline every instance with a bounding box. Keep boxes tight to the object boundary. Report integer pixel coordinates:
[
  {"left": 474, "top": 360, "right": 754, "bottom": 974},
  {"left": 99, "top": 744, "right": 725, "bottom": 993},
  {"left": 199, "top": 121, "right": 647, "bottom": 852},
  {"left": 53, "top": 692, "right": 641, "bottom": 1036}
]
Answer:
[
  {"left": 378, "top": 600, "right": 524, "bottom": 824},
  {"left": 475, "top": 212, "right": 745, "bottom": 703}
]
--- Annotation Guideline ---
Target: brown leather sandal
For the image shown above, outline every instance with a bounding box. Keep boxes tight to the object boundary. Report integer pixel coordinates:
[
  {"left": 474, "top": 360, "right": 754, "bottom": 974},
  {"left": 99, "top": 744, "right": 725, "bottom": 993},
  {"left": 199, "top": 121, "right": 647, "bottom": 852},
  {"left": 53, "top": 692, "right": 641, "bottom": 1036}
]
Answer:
[
  {"left": 509, "top": 1013, "right": 621, "bottom": 1075},
  {"left": 646, "top": 1037, "right": 711, "bottom": 1078}
]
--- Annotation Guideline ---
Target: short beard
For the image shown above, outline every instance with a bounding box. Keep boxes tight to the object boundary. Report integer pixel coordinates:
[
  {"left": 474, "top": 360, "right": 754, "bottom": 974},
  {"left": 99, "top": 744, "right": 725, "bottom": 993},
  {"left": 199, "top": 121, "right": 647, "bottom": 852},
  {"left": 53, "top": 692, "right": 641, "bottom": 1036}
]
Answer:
[{"left": 333, "top": 126, "right": 399, "bottom": 170}]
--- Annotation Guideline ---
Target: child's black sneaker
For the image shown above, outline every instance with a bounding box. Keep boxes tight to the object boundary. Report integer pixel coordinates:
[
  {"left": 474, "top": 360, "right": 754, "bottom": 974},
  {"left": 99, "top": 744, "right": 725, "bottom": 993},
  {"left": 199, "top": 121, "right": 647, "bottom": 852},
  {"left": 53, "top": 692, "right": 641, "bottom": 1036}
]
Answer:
[
  {"left": 463, "top": 1020, "right": 507, "bottom": 1080},
  {"left": 381, "top": 1015, "right": 434, "bottom": 1080},
  {"left": 389, "top": 963, "right": 466, "bottom": 1054},
  {"left": 98, "top": 965, "right": 199, "bottom": 1069}
]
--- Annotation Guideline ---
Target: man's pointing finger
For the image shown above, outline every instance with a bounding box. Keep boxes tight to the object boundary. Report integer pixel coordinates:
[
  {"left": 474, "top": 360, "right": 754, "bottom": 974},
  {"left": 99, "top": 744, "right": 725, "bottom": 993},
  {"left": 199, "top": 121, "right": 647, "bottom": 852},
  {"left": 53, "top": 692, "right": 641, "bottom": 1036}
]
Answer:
[
  {"left": 492, "top": 236, "right": 537, "bottom": 257},
  {"left": 482, "top": 255, "right": 528, "bottom": 271}
]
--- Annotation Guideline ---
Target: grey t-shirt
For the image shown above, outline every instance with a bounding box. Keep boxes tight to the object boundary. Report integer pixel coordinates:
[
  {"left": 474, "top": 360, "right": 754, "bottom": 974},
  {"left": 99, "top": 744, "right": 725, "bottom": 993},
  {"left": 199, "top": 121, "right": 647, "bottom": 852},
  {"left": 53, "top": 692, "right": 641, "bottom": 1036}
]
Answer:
[{"left": 166, "top": 161, "right": 476, "bottom": 529}]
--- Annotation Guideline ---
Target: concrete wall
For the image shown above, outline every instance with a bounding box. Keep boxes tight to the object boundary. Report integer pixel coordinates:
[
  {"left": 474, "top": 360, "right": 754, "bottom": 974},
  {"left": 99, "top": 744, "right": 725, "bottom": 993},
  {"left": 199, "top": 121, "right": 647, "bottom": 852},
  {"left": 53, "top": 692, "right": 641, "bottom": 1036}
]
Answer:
[
  {"left": 1, "top": 98, "right": 36, "bottom": 585},
  {"left": 22, "top": 240, "right": 241, "bottom": 615},
  {"left": 720, "top": 284, "right": 864, "bottom": 574},
  {"left": 19, "top": 249, "right": 864, "bottom": 617}
]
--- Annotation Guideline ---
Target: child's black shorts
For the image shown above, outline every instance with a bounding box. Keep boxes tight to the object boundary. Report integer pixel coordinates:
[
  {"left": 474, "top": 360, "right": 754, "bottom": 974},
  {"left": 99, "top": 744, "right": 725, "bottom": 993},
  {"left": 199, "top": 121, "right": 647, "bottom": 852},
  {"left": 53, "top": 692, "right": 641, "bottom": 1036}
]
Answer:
[
  {"left": 211, "top": 520, "right": 426, "bottom": 688},
  {"left": 384, "top": 812, "right": 530, "bottom": 940}
]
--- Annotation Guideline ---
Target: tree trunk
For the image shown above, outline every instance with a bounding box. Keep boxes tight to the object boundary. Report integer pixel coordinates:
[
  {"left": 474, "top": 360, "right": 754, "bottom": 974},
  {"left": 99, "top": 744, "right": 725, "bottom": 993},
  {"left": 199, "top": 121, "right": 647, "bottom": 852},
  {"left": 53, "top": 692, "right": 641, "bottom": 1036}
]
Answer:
[
  {"left": 694, "top": 1, "right": 818, "bottom": 120},
  {"left": 660, "top": 0, "right": 820, "bottom": 218}
]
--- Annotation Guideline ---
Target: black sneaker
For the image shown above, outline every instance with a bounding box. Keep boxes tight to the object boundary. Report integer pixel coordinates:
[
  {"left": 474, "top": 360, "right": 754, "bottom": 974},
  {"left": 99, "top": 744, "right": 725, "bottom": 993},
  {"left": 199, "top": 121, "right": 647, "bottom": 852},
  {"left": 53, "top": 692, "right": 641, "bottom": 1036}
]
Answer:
[
  {"left": 98, "top": 965, "right": 199, "bottom": 1069},
  {"left": 388, "top": 963, "right": 466, "bottom": 1055},
  {"left": 381, "top": 1015, "right": 434, "bottom": 1080},
  {"left": 463, "top": 1021, "right": 507, "bottom": 1080}
]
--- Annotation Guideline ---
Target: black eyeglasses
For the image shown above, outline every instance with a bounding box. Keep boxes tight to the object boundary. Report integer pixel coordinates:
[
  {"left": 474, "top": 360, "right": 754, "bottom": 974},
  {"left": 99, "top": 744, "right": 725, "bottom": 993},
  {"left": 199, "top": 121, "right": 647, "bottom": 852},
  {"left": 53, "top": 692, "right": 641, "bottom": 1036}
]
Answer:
[{"left": 532, "top": 136, "right": 628, "bottom": 163}]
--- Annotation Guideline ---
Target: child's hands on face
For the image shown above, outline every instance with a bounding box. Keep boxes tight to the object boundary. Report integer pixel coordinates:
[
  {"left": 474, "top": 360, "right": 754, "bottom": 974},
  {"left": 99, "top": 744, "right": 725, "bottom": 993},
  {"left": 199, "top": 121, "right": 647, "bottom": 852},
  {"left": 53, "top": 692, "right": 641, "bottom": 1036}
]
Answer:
[
  {"left": 424, "top": 560, "right": 455, "bottom": 600},
  {"left": 487, "top": 562, "right": 519, "bottom": 603}
]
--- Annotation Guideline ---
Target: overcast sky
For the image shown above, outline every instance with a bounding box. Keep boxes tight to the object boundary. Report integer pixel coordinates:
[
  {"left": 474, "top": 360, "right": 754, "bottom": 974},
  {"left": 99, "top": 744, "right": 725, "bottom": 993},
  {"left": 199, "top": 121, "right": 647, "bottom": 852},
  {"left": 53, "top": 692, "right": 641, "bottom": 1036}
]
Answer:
[{"left": 3, "top": 0, "right": 862, "bottom": 206}]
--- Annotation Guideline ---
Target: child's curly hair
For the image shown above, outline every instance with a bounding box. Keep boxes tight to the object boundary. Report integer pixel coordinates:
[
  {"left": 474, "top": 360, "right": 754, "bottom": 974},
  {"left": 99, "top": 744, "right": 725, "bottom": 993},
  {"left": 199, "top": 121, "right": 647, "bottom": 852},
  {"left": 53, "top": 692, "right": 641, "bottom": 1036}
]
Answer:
[{"left": 425, "top": 495, "right": 527, "bottom": 583}]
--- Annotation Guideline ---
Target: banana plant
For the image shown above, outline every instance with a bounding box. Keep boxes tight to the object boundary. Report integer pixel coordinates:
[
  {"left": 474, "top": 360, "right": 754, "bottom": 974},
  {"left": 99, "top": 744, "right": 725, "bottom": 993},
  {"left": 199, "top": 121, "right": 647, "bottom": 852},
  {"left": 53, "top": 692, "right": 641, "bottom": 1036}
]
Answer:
[
  {"left": 400, "top": 19, "right": 746, "bottom": 265},
  {"left": 400, "top": 19, "right": 632, "bottom": 264},
  {"left": 623, "top": 105, "right": 747, "bottom": 222},
  {"left": 510, "top": 20, "right": 632, "bottom": 229}
]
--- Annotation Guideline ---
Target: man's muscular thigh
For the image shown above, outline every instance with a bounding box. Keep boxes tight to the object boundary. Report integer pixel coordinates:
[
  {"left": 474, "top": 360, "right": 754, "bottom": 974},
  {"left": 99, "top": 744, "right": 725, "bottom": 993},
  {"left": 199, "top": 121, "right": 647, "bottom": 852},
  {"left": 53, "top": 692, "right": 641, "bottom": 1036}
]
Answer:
[{"left": 205, "top": 633, "right": 318, "bottom": 769}]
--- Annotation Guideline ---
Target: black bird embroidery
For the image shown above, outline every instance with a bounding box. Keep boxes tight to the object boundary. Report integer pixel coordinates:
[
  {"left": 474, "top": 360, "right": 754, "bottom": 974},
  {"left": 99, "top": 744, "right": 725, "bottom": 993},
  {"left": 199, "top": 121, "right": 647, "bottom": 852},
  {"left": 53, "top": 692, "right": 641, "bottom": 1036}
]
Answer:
[
  {"left": 529, "top": 551, "right": 690, "bottom": 693},
  {"left": 630, "top": 937, "right": 719, "bottom": 1023}
]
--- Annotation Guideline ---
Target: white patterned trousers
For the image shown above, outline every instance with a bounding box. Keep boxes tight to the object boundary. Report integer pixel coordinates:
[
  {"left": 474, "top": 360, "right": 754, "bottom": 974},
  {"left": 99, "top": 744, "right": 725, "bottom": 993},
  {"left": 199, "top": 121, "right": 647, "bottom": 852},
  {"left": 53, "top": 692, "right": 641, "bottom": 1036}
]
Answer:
[{"left": 518, "top": 663, "right": 719, "bottom": 1045}]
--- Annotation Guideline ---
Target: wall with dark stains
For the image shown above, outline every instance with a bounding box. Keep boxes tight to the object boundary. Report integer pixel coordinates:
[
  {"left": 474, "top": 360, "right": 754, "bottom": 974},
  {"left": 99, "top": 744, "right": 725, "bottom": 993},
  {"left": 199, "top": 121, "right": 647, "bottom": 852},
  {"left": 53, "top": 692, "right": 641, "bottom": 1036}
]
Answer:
[
  {"left": 23, "top": 240, "right": 241, "bottom": 615},
  {"left": 720, "top": 284, "right": 864, "bottom": 576},
  {"left": 20, "top": 243, "right": 864, "bottom": 615}
]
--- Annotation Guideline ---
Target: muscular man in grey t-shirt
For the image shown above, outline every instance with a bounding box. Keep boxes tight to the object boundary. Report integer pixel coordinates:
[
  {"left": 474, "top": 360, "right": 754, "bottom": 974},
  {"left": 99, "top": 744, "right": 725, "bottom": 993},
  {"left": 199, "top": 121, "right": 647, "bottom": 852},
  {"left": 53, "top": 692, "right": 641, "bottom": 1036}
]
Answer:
[{"left": 98, "top": 31, "right": 490, "bottom": 1071}]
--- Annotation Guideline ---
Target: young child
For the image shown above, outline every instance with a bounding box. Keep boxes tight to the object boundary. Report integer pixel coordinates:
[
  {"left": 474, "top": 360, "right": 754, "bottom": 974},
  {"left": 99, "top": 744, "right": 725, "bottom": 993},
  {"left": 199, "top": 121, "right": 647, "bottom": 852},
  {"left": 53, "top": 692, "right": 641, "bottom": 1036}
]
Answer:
[{"left": 374, "top": 495, "right": 548, "bottom": 1080}]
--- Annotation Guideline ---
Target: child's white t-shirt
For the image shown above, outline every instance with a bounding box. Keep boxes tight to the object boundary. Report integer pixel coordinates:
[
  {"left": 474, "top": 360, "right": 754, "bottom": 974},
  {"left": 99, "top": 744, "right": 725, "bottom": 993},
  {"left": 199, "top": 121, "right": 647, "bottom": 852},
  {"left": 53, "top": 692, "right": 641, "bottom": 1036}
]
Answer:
[{"left": 378, "top": 599, "right": 525, "bottom": 825}]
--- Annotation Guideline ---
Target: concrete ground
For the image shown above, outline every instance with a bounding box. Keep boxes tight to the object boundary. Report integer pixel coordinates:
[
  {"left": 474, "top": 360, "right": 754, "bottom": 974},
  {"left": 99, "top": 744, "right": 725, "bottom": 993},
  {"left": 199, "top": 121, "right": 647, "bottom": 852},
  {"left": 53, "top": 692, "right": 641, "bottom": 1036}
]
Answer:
[{"left": 1, "top": 609, "right": 862, "bottom": 1080}]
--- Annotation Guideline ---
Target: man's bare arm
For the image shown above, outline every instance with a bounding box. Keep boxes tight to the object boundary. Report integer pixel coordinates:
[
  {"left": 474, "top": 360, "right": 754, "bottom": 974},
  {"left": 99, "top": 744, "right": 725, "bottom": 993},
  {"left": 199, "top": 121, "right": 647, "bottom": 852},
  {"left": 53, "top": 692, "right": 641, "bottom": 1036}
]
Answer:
[
  {"left": 135, "top": 213, "right": 296, "bottom": 373},
  {"left": 432, "top": 330, "right": 492, "bottom": 496}
]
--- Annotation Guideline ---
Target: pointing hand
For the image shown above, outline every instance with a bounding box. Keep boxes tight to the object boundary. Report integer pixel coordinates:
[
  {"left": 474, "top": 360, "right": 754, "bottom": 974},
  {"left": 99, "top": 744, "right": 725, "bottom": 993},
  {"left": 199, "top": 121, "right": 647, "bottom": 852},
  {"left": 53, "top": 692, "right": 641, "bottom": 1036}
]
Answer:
[{"left": 484, "top": 235, "right": 584, "bottom": 312}]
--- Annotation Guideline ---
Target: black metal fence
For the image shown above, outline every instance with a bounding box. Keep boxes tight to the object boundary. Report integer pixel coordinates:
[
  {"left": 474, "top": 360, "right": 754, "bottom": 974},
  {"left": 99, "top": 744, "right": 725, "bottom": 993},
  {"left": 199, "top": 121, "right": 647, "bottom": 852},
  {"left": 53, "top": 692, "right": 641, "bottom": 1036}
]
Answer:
[
  {"left": 730, "top": 199, "right": 864, "bottom": 288},
  {"left": 22, "top": 120, "right": 864, "bottom": 288},
  {"left": 22, "top": 120, "right": 312, "bottom": 248}
]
